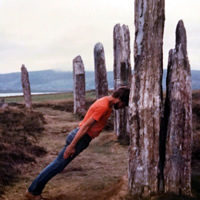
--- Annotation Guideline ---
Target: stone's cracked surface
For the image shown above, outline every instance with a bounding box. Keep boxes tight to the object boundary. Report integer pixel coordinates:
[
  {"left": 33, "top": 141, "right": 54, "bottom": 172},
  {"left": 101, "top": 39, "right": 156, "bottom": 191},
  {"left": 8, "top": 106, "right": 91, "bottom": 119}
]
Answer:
[
  {"left": 113, "top": 23, "right": 131, "bottom": 141},
  {"left": 164, "top": 20, "right": 192, "bottom": 196},
  {"left": 73, "top": 56, "right": 86, "bottom": 115},
  {"left": 21, "top": 64, "right": 32, "bottom": 109},
  {"left": 136, "top": 0, "right": 147, "bottom": 55},
  {"left": 129, "top": 0, "right": 165, "bottom": 197},
  {"left": 94, "top": 43, "right": 108, "bottom": 99}
]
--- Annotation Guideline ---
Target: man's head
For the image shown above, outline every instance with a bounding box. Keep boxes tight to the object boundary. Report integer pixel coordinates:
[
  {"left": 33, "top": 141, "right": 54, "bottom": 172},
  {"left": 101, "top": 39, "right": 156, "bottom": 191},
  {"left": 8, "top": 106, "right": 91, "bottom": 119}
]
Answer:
[{"left": 112, "top": 87, "right": 130, "bottom": 110}]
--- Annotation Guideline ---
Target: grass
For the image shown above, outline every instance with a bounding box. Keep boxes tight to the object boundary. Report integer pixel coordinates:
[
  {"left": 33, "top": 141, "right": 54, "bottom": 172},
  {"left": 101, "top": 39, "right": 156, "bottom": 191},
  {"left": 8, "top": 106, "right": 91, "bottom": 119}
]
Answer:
[
  {"left": 3, "top": 92, "right": 73, "bottom": 103},
  {"left": 2, "top": 90, "right": 96, "bottom": 104},
  {"left": 0, "top": 108, "right": 47, "bottom": 196},
  {"left": 1, "top": 90, "right": 200, "bottom": 200},
  {"left": 89, "top": 138, "right": 117, "bottom": 155}
]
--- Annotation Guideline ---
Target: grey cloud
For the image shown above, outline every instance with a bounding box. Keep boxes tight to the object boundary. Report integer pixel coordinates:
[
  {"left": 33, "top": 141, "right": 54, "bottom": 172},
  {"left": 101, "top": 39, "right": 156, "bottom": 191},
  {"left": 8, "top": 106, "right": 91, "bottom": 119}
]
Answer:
[{"left": 0, "top": 0, "right": 199, "bottom": 73}]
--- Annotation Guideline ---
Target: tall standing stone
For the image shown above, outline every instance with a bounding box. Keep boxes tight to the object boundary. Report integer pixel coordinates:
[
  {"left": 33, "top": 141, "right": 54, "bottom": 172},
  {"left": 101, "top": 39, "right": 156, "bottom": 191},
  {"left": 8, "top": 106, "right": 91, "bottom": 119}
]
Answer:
[
  {"left": 128, "top": 0, "right": 165, "bottom": 197},
  {"left": 21, "top": 64, "right": 32, "bottom": 109},
  {"left": 94, "top": 43, "right": 108, "bottom": 99},
  {"left": 73, "top": 56, "right": 86, "bottom": 115},
  {"left": 113, "top": 24, "right": 131, "bottom": 141},
  {"left": 164, "top": 20, "right": 192, "bottom": 196}
]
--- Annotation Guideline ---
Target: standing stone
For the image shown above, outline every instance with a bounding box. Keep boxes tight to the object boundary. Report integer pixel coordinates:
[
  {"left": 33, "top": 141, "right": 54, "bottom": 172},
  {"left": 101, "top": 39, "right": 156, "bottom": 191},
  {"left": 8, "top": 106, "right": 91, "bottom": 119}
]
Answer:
[
  {"left": 113, "top": 24, "right": 131, "bottom": 141},
  {"left": 164, "top": 20, "right": 192, "bottom": 196},
  {"left": 0, "top": 98, "right": 8, "bottom": 109},
  {"left": 0, "top": 98, "right": 5, "bottom": 107},
  {"left": 73, "top": 56, "right": 86, "bottom": 115},
  {"left": 21, "top": 64, "right": 32, "bottom": 109},
  {"left": 94, "top": 43, "right": 108, "bottom": 99},
  {"left": 128, "top": 0, "right": 165, "bottom": 197}
]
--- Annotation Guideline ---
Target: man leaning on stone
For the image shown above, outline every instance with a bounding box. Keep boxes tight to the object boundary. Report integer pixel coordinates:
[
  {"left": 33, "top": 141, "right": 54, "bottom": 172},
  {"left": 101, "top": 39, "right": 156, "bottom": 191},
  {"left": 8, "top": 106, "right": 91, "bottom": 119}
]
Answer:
[{"left": 25, "top": 87, "right": 130, "bottom": 200}]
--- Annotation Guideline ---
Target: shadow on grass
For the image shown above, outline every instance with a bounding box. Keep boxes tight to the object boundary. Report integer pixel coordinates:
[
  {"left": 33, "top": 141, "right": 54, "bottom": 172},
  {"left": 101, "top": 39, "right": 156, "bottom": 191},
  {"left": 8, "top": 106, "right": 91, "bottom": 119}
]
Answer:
[{"left": 191, "top": 174, "right": 200, "bottom": 200}]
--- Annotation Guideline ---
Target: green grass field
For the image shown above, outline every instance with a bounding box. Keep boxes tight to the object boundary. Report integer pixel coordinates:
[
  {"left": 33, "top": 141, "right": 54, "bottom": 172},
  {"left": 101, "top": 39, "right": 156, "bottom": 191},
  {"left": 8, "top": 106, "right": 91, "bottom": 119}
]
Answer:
[{"left": 2, "top": 90, "right": 96, "bottom": 104}]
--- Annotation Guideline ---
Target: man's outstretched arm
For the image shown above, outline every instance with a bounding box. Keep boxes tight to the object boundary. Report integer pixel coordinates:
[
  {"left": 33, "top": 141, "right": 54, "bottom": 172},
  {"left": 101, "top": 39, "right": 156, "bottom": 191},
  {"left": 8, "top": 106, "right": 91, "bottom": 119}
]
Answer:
[{"left": 63, "top": 117, "right": 96, "bottom": 159}]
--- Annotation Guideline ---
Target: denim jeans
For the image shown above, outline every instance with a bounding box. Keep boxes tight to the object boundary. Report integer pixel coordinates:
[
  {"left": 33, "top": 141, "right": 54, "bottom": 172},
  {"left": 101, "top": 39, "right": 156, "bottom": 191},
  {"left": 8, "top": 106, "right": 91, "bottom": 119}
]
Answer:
[{"left": 28, "top": 128, "right": 92, "bottom": 195}]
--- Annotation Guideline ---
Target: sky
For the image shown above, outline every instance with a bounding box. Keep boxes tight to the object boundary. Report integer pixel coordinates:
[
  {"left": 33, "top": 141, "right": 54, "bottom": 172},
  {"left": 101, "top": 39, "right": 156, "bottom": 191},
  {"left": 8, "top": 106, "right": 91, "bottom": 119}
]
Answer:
[{"left": 0, "top": 0, "right": 199, "bottom": 74}]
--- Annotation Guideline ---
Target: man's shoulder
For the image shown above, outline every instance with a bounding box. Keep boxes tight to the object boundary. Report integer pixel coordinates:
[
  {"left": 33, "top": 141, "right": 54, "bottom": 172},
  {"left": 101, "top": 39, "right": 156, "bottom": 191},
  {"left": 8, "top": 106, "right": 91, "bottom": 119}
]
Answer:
[
  {"left": 93, "top": 97, "right": 108, "bottom": 105},
  {"left": 92, "top": 97, "right": 109, "bottom": 109}
]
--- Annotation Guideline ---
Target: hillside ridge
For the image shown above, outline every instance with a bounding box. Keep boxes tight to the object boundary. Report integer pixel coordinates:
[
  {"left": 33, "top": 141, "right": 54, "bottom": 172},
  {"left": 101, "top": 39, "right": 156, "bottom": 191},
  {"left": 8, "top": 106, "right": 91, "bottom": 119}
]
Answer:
[{"left": 0, "top": 69, "right": 199, "bottom": 92}]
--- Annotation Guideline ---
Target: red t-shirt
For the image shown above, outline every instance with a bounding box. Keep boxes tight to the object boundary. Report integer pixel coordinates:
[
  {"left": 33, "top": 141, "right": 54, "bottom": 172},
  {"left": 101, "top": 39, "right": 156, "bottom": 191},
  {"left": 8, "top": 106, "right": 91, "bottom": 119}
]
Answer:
[{"left": 79, "top": 97, "right": 112, "bottom": 138}]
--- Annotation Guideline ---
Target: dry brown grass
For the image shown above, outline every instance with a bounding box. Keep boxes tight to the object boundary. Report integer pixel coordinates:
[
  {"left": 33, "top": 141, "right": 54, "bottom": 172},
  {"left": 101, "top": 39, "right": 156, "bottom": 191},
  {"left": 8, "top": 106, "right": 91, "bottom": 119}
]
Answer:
[
  {"left": 0, "top": 107, "right": 47, "bottom": 196},
  {"left": 1, "top": 102, "right": 128, "bottom": 200},
  {"left": 1, "top": 91, "right": 200, "bottom": 200}
]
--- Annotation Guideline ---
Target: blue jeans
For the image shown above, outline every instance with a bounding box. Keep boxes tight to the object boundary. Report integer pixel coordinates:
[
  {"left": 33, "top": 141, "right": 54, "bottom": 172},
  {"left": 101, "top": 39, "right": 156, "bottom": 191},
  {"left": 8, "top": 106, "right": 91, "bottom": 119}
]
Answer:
[{"left": 28, "top": 128, "right": 92, "bottom": 195}]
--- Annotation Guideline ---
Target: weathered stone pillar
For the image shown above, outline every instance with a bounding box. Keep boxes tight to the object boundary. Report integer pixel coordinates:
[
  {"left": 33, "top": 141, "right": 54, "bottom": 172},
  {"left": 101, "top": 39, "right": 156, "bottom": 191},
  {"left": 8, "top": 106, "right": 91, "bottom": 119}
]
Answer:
[
  {"left": 128, "top": 0, "right": 165, "bottom": 197},
  {"left": 113, "top": 24, "right": 131, "bottom": 141},
  {"left": 21, "top": 64, "right": 32, "bottom": 109},
  {"left": 164, "top": 20, "right": 192, "bottom": 196},
  {"left": 94, "top": 43, "right": 108, "bottom": 99},
  {"left": 73, "top": 55, "right": 86, "bottom": 115}
]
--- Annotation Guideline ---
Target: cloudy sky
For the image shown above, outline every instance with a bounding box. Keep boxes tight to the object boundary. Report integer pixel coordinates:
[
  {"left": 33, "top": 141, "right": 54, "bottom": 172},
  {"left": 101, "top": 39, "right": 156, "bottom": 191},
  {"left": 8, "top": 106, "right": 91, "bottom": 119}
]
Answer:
[{"left": 0, "top": 0, "right": 199, "bottom": 74}]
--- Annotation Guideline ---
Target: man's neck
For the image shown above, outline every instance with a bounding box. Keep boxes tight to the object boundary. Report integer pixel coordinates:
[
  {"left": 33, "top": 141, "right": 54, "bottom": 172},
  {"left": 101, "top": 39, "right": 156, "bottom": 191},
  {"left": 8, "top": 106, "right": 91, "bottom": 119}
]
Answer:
[{"left": 107, "top": 96, "right": 116, "bottom": 108}]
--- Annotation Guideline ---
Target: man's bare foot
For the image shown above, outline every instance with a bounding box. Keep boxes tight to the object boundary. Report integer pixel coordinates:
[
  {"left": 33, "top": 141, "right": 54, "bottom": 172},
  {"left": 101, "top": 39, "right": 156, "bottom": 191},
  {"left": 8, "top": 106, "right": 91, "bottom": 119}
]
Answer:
[{"left": 25, "top": 190, "right": 41, "bottom": 200}]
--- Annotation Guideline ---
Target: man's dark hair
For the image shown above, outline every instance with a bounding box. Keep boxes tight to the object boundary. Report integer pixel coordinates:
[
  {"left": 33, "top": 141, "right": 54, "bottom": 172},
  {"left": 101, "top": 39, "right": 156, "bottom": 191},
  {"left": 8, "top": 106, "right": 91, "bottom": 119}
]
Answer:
[{"left": 112, "top": 87, "right": 130, "bottom": 106}]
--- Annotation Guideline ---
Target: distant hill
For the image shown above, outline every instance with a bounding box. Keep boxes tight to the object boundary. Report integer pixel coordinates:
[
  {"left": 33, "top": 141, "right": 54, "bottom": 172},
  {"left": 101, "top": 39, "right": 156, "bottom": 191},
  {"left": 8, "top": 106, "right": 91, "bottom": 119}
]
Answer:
[{"left": 0, "top": 69, "right": 199, "bottom": 93}]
